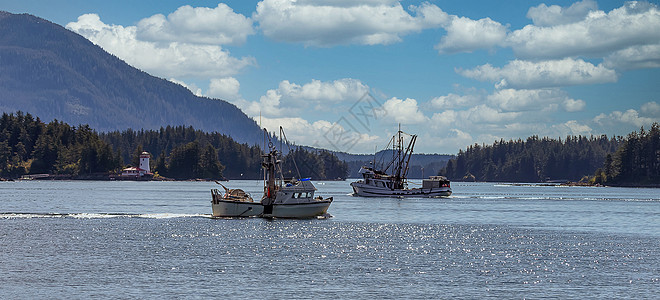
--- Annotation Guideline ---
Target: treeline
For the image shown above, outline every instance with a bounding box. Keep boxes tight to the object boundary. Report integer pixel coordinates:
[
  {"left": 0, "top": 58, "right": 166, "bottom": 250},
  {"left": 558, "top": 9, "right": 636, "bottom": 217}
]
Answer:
[
  {"left": 101, "top": 126, "right": 348, "bottom": 180},
  {"left": 0, "top": 111, "right": 121, "bottom": 178},
  {"left": 592, "top": 123, "right": 660, "bottom": 186},
  {"left": 282, "top": 147, "right": 348, "bottom": 180},
  {"left": 0, "top": 111, "right": 349, "bottom": 180},
  {"left": 440, "top": 135, "right": 622, "bottom": 182},
  {"left": 100, "top": 126, "right": 262, "bottom": 180}
]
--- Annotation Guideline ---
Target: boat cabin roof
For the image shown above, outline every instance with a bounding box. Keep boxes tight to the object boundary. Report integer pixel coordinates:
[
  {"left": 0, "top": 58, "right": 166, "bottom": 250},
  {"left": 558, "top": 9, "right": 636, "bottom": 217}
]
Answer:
[{"left": 282, "top": 178, "right": 316, "bottom": 191}]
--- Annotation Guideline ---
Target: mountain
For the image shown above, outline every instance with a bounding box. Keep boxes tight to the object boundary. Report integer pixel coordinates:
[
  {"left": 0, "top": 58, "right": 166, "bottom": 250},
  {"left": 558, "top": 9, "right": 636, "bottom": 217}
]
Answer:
[{"left": 0, "top": 11, "right": 262, "bottom": 145}]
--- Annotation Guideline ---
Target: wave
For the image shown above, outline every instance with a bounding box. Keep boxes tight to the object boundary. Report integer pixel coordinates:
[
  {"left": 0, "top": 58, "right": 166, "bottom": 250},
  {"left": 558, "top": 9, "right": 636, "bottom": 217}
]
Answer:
[{"left": 0, "top": 212, "right": 211, "bottom": 219}]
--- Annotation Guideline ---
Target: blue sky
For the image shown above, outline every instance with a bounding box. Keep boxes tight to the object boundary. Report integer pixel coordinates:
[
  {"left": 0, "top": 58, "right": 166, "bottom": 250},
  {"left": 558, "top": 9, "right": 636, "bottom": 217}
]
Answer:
[{"left": 2, "top": 0, "right": 660, "bottom": 154}]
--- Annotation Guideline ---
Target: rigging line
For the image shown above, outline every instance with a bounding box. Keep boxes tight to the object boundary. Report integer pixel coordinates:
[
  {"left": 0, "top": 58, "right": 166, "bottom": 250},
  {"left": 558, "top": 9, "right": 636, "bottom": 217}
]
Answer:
[{"left": 280, "top": 126, "right": 302, "bottom": 179}]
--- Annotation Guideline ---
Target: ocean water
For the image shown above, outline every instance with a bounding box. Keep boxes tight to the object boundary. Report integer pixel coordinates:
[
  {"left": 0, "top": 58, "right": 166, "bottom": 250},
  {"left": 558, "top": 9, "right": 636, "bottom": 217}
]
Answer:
[{"left": 1, "top": 180, "right": 658, "bottom": 298}]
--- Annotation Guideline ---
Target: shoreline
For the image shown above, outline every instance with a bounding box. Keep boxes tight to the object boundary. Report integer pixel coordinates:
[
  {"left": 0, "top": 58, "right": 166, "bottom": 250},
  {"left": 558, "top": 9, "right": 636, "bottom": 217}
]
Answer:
[{"left": 5, "top": 174, "right": 347, "bottom": 182}]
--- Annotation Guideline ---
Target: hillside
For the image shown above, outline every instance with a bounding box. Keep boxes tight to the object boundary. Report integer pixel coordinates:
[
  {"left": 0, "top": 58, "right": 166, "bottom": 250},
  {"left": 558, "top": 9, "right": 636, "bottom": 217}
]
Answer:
[{"left": 0, "top": 11, "right": 262, "bottom": 145}]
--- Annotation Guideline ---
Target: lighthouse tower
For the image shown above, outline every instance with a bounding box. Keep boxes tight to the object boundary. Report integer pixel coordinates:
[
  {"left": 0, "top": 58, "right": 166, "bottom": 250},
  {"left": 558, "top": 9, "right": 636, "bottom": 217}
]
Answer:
[{"left": 139, "top": 152, "right": 151, "bottom": 174}]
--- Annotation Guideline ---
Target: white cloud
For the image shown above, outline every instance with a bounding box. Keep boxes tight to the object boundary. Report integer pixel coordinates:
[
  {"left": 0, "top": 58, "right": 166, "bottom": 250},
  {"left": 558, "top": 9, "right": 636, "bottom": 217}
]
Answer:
[
  {"left": 594, "top": 108, "right": 658, "bottom": 128},
  {"left": 507, "top": 2, "right": 660, "bottom": 59},
  {"left": 430, "top": 93, "right": 481, "bottom": 109},
  {"left": 136, "top": 3, "right": 254, "bottom": 45},
  {"left": 378, "top": 97, "right": 427, "bottom": 124},
  {"left": 244, "top": 89, "right": 286, "bottom": 117},
  {"left": 435, "top": 16, "right": 508, "bottom": 54},
  {"left": 242, "top": 78, "right": 370, "bottom": 117},
  {"left": 66, "top": 13, "right": 255, "bottom": 79},
  {"left": 562, "top": 99, "right": 586, "bottom": 112},
  {"left": 463, "top": 104, "right": 521, "bottom": 124},
  {"left": 556, "top": 120, "right": 593, "bottom": 136},
  {"left": 207, "top": 77, "right": 241, "bottom": 101},
  {"left": 430, "top": 110, "right": 457, "bottom": 129},
  {"left": 253, "top": 0, "right": 449, "bottom": 46},
  {"left": 640, "top": 101, "right": 660, "bottom": 117},
  {"left": 603, "top": 43, "right": 660, "bottom": 70},
  {"left": 279, "top": 78, "right": 370, "bottom": 102},
  {"left": 587, "top": 102, "right": 660, "bottom": 139},
  {"left": 458, "top": 58, "right": 617, "bottom": 89},
  {"left": 259, "top": 116, "right": 380, "bottom": 153},
  {"left": 486, "top": 88, "right": 585, "bottom": 112},
  {"left": 526, "top": 0, "right": 598, "bottom": 26}
]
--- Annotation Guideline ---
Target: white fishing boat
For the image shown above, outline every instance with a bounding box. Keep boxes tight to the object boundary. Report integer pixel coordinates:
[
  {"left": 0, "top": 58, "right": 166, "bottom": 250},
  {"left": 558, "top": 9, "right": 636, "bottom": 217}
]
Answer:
[
  {"left": 350, "top": 128, "right": 452, "bottom": 198},
  {"left": 211, "top": 128, "right": 333, "bottom": 218}
]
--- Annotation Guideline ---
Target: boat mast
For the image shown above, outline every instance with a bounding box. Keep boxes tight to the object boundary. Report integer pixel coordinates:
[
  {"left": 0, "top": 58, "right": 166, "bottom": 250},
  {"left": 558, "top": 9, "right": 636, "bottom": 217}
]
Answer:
[
  {"left": 395, "top": 124, "right": 403, "bottom": 182},
  {"left": 261, "top": 130, "right": 278, "bottom": 206},
  {"left": 402, "top": 134, "right": 417, "bottom": 180}
]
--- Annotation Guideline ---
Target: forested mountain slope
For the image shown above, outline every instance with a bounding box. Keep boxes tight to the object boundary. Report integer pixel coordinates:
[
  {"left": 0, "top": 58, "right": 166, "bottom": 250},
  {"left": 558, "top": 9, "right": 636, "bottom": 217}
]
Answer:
[{"left": 0, "top": 11, "right": 262, "bottom": 145}]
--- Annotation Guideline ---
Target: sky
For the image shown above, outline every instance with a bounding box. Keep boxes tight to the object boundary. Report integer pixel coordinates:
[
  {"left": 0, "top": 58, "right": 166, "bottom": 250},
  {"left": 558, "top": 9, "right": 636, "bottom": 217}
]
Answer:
[{"left": 2, "top": 0, "right": 660, "bottom": 154}]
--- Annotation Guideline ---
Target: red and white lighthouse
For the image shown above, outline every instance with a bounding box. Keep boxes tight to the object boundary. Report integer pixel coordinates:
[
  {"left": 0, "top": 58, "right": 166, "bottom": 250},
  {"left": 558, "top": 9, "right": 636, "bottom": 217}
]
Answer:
[{"left": 139, "top": 151, "right": 151, "bottom": 174}]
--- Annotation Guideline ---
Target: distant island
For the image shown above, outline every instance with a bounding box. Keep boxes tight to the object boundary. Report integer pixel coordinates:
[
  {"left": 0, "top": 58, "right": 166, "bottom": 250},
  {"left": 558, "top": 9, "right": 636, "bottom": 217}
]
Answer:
[{"left": 439, "top": 123, "right": 660, "bottom": 187}]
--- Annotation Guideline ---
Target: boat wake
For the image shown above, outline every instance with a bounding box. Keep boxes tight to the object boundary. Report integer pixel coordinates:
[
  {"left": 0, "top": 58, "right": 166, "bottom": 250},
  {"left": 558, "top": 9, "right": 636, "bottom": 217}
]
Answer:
[{"left": 0, "top": 212, "right": 211, "bottom": 219}]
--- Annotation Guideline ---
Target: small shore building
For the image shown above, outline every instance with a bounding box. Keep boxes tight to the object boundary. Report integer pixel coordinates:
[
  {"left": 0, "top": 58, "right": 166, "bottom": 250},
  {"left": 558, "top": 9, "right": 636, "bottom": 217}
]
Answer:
[{"left": 120, "top": 151, "right": 152, "bottom": 177}]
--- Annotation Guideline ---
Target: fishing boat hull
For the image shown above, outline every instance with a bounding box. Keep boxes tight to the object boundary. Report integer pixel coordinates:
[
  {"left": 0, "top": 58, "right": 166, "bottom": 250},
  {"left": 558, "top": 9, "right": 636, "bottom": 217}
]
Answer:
[
  {"left": 211, "top": 200, "right": 332, "bottom": 218},
  {"left": 350, "top": 181, "right": 451, "bottom": 198},
  {"left": 265, "top": 200, "right": 332, "bottom": 218},
  {"left": 211, "top": 200, "right": 264, "bottom": 217}
]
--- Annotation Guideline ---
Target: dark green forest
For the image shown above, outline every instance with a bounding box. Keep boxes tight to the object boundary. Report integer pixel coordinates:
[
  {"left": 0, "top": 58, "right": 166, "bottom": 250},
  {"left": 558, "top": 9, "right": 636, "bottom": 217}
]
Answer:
[
  {"left": 592, "top": 123, "right": 660, "bottom": 186},
  {"left": 441, "top": 123, "right": 660, "bottom": 185},
  {"left": 0, "top": 111, "right": 121, "bottom": 178},
  {"left": 101, "top": 126, "right": 349, "bottom": 180},
  {"left": 440, "top": 134, "right": 623, "bottom": 182},
  {"left": 0, "top": 112, "right": 348, "bottom": 180}
]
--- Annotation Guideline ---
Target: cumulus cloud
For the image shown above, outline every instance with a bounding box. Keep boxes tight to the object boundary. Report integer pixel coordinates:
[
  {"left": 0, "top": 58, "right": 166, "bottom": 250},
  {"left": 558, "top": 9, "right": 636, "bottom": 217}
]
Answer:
[
  {"left": 259, "top": 116, "right": 380, "bottom": 152},
  {"left": 640, "top": 101, "right": 660, "bottom": 117},
  {"left": 603, "top": 43, "right": 660, "bottom": 70},
  {"left": 242, "top": 78, "right": 370, "bottom": 117},
  {"left": 66, "top": 14, "right": 255, "bottom": 79},
  {"left": 435, "top": 16, "right": 508, "bottom": 54},
  {"left": 463, "top": 104, "right": 521, "bottom": 124},
  {"left": 430, "top": 93, "right": 482, "bottom": 109},
  {"left": 486, "top": 88, "right": 585, "bottom": 112},
  {"left": 378, "top": 97, "right": 427, "bottom": 124},
  {"left": 594, "top": 107, "right": 659, "bottom": 128},
  {"left": 507, "top": 2, "right": 660, "bottom": 59},
  {"left": 562, "top": 99, "right": 586, "bottom": 112},
  {"left": 458, "top": 58, "right": 618, "bottom": 89},
  {"left": 423, "top": 85, "right": 598, "bottom": 152},
  {"left": 549, "top": 120, "right": 593, "bottom": 137},
  {"left": 207, "top": 77, "right": 241, "bottom": 101},
  {"left": 136, "top": 3, "right": 254, "bottom": 45},
  {"left": 526, "top": 0, "right": 598, "bottom": 26},
  {"left": 430, "top": 110, "right": 457, "bottom": 129},
  {"left": 253, "top": 0, "right": 449, "bottom": 46}
]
